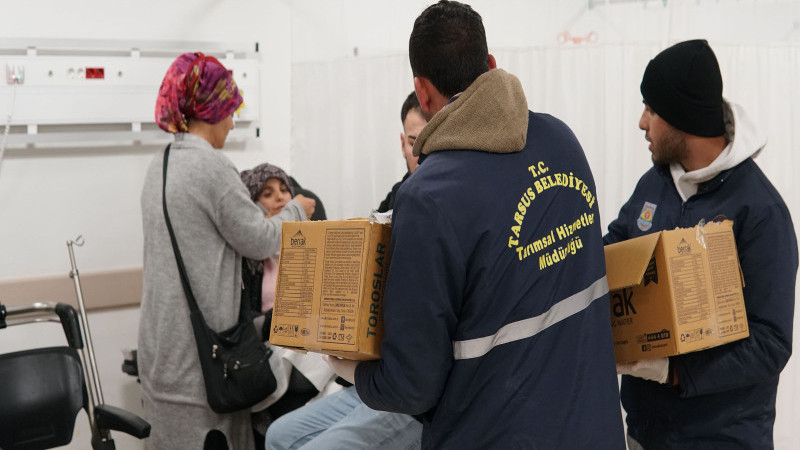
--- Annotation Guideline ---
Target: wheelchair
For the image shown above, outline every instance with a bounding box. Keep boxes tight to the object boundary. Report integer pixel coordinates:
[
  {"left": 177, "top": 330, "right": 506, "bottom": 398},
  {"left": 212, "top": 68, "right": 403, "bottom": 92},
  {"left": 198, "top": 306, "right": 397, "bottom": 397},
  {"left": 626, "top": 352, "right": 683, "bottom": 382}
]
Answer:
[{"left": 0, "top": 301, "right": 151, "bottom": 450}]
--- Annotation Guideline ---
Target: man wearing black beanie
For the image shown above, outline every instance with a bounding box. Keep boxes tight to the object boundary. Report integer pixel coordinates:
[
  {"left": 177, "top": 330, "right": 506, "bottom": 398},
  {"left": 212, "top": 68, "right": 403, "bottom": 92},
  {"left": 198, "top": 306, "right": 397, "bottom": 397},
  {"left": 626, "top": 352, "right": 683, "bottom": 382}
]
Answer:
[{"left": 605, "top": 39, "right": 797, "bottom": 449}]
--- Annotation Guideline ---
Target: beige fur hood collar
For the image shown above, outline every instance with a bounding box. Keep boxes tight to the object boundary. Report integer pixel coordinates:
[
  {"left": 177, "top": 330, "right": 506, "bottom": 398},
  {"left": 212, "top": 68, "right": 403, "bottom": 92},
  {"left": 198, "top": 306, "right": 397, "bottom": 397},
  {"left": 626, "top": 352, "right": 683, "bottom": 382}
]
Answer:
[{"left": 412, "top": 68, "right": 528, "bottom": 157}]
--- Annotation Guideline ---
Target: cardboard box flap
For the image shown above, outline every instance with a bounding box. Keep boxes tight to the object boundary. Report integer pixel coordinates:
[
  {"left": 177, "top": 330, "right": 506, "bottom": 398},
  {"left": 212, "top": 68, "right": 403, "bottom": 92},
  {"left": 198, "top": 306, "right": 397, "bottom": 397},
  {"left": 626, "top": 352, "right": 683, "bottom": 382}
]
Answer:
[{"left": 604, "top": 232, "right": 661, "bottom": 290}]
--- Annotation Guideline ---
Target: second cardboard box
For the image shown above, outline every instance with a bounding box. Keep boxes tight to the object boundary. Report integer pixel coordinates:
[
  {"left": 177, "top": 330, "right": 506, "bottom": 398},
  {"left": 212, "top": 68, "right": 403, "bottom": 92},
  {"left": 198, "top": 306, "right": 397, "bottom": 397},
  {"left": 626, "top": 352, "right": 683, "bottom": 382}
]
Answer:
[{"left": 604, "top": 220, "right": 749, "bottom": 363}]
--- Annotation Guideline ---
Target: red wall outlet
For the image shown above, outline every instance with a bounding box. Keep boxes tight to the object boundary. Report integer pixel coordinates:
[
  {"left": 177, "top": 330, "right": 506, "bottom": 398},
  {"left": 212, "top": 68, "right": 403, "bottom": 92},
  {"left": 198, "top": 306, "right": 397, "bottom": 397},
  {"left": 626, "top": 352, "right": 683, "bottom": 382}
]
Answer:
[{"left": 86, "top": 67, "right": 105, "bottom": 79}]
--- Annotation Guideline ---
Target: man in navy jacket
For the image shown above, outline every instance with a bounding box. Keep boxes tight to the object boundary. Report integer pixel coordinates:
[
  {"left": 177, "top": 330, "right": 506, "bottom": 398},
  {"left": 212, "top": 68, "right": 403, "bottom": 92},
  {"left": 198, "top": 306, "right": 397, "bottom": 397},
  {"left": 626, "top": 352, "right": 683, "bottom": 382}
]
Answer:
[
  {"left": 606, "top": 40, "right": 797, "bottom": 449},
  {"left": 328, "top": 1, "right": 625, "bottom": 448}
]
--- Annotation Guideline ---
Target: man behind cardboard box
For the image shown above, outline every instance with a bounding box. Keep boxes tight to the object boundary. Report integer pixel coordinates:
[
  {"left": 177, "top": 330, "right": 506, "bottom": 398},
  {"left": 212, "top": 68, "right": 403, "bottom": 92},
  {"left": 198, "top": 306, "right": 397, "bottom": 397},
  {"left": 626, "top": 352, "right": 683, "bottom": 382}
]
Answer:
[
  {"left": 604, "top": 39, "right": 798, "bottom": 449},
  {"left": 375, "top": 91, "right": 427, "bottom": 214},
  {"left": 264, "top": 95, "right": 427, "bottom": 450},
  {"left": 327, "top": 1, "right": 626, "bottom": 448}
]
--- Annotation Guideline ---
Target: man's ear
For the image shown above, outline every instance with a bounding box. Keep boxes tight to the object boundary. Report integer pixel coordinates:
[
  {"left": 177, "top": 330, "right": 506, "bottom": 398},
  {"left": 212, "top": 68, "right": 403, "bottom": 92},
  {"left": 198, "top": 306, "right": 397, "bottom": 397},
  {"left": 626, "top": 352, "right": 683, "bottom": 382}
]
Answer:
[
  {"left": 400, "top": 132, "right": 407, "bottom": 153},
  {"left": 414, "top": 77, "right": 434, "bottom": 115},
  {"left": 488, "top": 54, "right": 497, "bottom": 70}
]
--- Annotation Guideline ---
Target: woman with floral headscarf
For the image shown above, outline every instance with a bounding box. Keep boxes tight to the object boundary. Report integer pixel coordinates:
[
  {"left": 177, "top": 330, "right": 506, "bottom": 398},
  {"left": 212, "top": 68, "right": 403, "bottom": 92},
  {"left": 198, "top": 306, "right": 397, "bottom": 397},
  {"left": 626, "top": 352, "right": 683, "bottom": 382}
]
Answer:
[{"left": 138, "top": 52, "right": 315, "bottom": 449}]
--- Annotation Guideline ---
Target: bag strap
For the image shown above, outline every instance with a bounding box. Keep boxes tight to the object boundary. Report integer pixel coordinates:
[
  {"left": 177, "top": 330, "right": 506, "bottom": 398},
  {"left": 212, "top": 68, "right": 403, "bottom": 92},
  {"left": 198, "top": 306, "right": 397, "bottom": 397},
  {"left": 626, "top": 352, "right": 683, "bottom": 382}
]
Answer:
[
  {"left": 161, "top": 144, "right": 252, "bottom": 322},
  {"left": 161, "top": 144, "right": 202, "bottom": 315}
]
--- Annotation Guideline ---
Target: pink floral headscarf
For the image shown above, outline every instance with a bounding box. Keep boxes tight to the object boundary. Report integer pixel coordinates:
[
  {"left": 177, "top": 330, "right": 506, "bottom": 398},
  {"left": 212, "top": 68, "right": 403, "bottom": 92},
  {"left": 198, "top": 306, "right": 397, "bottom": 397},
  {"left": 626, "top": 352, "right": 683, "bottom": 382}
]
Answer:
[{"left": 155, "top": 52, "right": 243, "bottom": 133}]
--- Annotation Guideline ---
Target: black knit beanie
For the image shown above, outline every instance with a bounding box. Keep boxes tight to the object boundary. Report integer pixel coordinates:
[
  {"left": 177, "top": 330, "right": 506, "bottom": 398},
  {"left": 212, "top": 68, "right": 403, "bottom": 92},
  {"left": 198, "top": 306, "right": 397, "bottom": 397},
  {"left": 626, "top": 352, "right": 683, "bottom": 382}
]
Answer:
[{"left": 640, "top": 39, "right": 725, "bottom": 137}]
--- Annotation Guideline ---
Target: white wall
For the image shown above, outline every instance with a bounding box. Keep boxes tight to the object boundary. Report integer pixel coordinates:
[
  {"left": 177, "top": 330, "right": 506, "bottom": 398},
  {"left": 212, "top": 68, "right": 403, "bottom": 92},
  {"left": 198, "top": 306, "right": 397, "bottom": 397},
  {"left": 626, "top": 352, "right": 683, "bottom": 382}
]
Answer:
[
  {"left": 0, "top": 0, "right": 294, "bottom": 280},
  {"left": 289, "top": 0, "right": 800, "bottom": 63}
]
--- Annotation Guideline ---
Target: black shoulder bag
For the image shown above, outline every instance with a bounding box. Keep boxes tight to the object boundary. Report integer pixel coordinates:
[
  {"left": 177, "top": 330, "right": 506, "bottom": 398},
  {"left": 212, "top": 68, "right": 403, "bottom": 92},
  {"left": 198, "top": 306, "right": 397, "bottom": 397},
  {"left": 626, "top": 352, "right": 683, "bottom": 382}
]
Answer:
[{"left": 161, "top": 144, "right": 277, "bottom": 414}]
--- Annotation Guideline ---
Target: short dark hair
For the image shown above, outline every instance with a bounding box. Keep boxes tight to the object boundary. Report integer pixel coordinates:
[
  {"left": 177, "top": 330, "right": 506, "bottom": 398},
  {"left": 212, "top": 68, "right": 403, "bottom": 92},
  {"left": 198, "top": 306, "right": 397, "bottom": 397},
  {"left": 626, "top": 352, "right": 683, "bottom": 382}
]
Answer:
[
  {"left": 409, "top": 0, "right": 489, "bottom": 98},
  {"left": 400, "top": 91, "right": 421, "bottom": 125}
]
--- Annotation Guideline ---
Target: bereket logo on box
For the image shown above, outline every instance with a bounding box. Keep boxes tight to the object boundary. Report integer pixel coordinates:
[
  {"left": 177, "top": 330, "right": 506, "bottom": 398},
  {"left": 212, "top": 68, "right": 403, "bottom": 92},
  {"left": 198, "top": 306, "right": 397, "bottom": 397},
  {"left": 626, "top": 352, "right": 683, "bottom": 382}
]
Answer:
[
  {"left": 677, "top": 238, "right": 691, "bottom": 254},
  {"left": 290, "top": 231, "right": 306, "bottom": 246}
]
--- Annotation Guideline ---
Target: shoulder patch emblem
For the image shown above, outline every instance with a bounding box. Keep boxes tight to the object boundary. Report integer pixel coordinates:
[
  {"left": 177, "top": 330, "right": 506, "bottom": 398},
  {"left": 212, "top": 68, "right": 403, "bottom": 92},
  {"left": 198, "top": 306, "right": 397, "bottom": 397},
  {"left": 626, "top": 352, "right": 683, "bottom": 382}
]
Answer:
[{"left": 637, "top": 201, "right": 657, "bottom": 231}]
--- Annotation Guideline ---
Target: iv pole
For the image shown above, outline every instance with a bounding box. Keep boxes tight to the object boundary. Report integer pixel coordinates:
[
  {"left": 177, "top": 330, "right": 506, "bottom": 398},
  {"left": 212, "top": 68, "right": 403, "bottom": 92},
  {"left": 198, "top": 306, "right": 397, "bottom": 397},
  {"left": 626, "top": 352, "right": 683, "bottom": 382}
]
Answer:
[{"left": 66, "top": 236, "right": 106, "bottom": 409}]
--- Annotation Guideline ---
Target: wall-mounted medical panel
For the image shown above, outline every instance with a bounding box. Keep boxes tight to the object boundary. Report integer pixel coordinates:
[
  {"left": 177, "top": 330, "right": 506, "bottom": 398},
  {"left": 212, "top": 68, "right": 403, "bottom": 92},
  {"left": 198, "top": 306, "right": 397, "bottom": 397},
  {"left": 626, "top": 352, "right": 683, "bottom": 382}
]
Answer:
[{"left": 0, "top": 39, "right": 259, "bottom": 147}]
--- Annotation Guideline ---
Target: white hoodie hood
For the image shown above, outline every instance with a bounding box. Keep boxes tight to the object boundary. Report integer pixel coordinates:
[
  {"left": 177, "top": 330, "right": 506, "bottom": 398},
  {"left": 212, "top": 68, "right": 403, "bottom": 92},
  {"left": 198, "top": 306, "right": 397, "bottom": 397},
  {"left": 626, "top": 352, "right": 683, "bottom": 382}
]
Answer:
[{"left": 670, "top": 101, "right": 766, "bottom": 201}]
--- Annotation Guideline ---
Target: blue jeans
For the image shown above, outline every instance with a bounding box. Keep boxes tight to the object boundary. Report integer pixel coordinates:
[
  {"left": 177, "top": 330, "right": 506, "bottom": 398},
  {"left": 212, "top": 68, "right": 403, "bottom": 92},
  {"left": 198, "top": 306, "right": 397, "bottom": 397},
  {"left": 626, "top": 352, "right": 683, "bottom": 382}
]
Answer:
[{"left": 265, "top": 386, "right": 422, "bottom": 450}]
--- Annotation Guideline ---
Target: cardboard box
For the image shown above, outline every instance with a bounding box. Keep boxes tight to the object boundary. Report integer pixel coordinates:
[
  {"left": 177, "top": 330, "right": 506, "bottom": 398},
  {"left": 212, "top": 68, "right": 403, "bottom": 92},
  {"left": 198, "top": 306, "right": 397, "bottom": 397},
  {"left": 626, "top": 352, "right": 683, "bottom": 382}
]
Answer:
[
  {"left": 269, "top": 219, "right": 391, "bottom": 360},
  {"left": 604, "top": 220, "right": 748, "bottom": 363}
]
